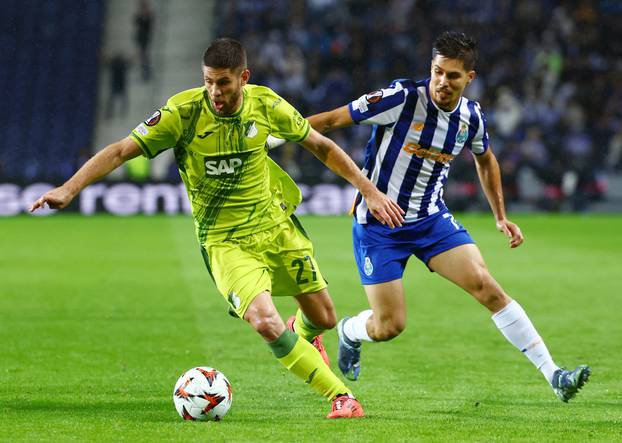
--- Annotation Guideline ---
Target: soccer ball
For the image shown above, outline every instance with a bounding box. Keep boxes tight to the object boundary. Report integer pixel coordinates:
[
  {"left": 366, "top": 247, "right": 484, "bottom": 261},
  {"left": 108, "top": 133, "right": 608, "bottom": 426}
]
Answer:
[{"left": 173, "top": 367, "right": 233, "bottom": 421}]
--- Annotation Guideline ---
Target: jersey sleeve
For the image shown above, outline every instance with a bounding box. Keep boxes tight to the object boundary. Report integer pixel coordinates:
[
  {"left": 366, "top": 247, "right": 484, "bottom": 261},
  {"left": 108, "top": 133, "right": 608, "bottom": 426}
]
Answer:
[
  {"left": 469, "top": 104, "right": 489, "bottom": 155},
  {"left": 265, "top": 134, "right": 287, "bottom": 150},
  {"left": 129, "top": 104, "right": 182, "bottom": 158},
  {"left": 266, "top": 92, "right": 310, "bottom": 142},
  {"left": 348, "top": 82, "right": 408, "bottom": 126}
]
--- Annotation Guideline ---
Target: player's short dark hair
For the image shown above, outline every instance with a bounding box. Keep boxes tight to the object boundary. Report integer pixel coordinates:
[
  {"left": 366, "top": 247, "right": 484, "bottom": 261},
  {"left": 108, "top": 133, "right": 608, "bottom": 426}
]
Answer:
[
  {"left": 202, "top": 38, "right": 247, "bottom": 71},
  {"left": 432, "top": 31, "right": 478, "bottom": 71}
]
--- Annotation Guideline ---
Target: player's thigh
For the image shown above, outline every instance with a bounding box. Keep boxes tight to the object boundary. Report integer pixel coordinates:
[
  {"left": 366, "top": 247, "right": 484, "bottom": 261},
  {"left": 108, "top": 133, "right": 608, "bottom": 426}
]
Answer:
[
  {"left": 203, "top": 242, "right": 271, "bottom": 319},
  {"left": 268, "top": 216, "right": 328, "bottom": 297},
  {"left": 428, "top": 244, "right": 509, "bottom": 310},
  {"left": 428, "top": 243, "right": 494, "bottom": 292},
  {"left": 364, "top": 279, "right": 407, "bottom": 328},
  {"left": 294, "top": 288, "right": 336, "bottom": 329}
]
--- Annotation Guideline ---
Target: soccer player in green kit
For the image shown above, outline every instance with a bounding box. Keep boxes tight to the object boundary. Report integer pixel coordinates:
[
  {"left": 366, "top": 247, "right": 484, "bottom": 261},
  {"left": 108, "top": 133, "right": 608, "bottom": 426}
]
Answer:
[{"left": 30, "top": 38, "right": 404, "bottom": 418}]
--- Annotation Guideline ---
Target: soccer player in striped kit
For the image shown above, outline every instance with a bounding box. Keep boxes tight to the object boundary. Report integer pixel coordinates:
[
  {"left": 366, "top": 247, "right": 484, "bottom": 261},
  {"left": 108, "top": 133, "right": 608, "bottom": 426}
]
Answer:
[{"left": 307, "top": 31, "right": 590, "bottom": 402}]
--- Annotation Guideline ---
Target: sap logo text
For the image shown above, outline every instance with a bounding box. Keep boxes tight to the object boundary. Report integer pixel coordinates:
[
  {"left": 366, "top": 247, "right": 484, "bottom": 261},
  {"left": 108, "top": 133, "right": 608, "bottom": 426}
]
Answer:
[
  {"left": 402, "top": 143, "right": 454, "bottom": 164},
  {"left": 205, "top": 158, "right": 243, "bottom": 176}
]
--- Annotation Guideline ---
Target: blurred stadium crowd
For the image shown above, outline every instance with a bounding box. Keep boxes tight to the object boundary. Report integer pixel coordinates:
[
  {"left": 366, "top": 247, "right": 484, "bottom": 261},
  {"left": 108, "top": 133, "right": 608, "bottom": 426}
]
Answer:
[
  {"left": 217, "top": 0, "right": 622, "bottom": 211},
  {"left": 0, "top": 0, "right": 103, "bottom": 183},
  {"left": 1, "top": 0, "right": 621, "bottom": 212}
]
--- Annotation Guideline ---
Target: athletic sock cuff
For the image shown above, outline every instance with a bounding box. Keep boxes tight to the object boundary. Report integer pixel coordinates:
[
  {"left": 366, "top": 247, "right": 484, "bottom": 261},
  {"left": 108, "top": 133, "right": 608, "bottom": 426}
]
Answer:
[
  {"left": 345, "top": 309, "right": 373, "bottom": 342},
  {"left": 268, "top": 329, "right": 299, "bottom": 358},
  {"left": 491, "top": 299, "right": 524, "bottom": 329}
]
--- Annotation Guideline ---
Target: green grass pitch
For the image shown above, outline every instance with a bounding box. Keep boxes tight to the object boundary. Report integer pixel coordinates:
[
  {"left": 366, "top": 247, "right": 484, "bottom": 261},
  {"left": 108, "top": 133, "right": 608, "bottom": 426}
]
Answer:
[{"left": 1, "top": 214, "right": 621, "bottom": 442}]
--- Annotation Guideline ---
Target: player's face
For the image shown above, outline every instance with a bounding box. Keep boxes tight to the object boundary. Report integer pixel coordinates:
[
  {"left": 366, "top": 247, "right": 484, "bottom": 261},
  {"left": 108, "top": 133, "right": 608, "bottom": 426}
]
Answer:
[
  {"left": 429, "top": 55, "right": 475, "bottom": 111},
  {"left": 202, "top": 66, "right": 250, "bottom": 116}
]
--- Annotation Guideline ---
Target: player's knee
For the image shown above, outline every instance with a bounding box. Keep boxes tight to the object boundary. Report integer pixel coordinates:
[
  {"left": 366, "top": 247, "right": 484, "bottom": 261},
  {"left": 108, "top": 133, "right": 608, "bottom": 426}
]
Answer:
[
  {"left": 245, "top": 306, "right": 283, "bottom": 340},
  {"left": 249, "top": 314, "right": 282, "bottom": 339},
  {"left": 466, "top": 266, "right": 488, "bottom": 296},
  {"left": 468, "top": 271, "right": 508, "bottom": 311},
  {"left": 302, "top": 298, "right": 337, "bottom": 330}
]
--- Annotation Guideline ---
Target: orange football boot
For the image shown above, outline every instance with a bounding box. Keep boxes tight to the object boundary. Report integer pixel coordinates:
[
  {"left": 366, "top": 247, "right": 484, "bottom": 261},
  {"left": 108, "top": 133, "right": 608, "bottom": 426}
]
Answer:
[{"left": 326, "top": 395, "right": 365, "bottom": 419}]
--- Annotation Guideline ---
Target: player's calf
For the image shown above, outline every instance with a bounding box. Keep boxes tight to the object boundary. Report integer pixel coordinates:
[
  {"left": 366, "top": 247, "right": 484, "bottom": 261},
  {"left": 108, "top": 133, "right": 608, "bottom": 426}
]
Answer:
[
  {"left": 294, "top": 289, "right": 337, "bottom": 330},
  {"left": 305, "top": 311, "right": 336, "bottom": 330},
  {"left": 368, "top": 318, "right": 405, "bottom": 342}
]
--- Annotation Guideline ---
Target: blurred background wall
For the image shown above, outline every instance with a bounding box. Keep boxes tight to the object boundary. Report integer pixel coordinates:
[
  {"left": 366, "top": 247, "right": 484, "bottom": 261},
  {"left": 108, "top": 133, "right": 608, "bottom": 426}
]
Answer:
[{"left": 1, "top": 0, "right": 621, "bottom": 215}]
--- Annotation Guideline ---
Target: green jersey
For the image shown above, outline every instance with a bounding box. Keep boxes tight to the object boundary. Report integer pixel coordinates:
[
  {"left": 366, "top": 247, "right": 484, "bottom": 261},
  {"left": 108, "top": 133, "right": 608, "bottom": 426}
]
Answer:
[{"left": 129, "top": 84, "right": 310, "bottom": 245}]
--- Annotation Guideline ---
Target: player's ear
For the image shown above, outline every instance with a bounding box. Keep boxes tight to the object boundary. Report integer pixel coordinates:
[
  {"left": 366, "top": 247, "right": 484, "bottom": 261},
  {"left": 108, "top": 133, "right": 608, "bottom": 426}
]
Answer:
[
  {"left": 467, "top": 70, "right": 476, "bottom": 84},
  {"left": 240, "top": 68, "right": 250, "bottom": 85}
]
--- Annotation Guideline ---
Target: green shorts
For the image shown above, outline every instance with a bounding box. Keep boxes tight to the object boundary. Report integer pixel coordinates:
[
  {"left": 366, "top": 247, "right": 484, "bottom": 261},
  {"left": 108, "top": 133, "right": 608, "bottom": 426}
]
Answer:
[{"left": 201, "top": 215, "right": 327, "bottom": 318}]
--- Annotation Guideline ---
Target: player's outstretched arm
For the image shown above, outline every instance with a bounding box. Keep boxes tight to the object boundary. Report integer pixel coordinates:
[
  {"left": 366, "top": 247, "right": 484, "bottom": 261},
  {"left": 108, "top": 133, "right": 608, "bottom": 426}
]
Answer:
[
  {"left": 307, "top": 105, "right": 354, "bottom": 134},
  {"left": 30, "top": 137, "right": 142, "bottom": 212},
  {"left": 474, "top": 149, "right": 524, "bottom": 248},
  {"left": 300, "top": 128, "right": 404, "bottom": 228},
  {"left": 265, "top": 106, "right": 354, "bottom": 149}
]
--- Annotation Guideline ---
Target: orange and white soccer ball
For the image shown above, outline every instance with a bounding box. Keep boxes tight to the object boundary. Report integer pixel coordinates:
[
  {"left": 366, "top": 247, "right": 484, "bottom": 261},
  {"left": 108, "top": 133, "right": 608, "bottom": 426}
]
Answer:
[{"left": 173, "top": 367, "right": 233, "bottom": 421}]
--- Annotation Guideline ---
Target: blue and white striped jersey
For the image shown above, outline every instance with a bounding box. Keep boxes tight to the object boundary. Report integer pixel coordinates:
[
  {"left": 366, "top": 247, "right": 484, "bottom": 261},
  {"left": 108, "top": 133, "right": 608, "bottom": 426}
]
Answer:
[{"left": 348, "top": 78, "right": 489, "bottom": 224}]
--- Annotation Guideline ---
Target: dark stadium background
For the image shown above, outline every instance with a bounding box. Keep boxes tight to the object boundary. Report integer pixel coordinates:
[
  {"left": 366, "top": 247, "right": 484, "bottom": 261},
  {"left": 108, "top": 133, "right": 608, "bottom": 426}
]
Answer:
[{"left": 1, "top": 0, "right": 621, "bottom": 216}]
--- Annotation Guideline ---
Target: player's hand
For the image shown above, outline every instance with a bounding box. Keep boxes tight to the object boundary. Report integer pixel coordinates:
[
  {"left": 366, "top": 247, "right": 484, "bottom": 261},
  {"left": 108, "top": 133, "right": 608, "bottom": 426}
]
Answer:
[
  {"left": 496, "top": 219, "right": 524, "bottom": 248},
  {"left": 364, "top": 189, "right": 405, "bottom": 228},
  {"left": 29, "top": 185, "right": 76, "bottom": 212}
]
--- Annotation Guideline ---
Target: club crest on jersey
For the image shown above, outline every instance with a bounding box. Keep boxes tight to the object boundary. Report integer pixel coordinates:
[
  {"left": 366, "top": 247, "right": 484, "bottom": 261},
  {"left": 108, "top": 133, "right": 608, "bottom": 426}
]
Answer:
[
  {"left": 244, "top": 120, "right": 258, "bottom": 138},
  {"left": 365, "top": 90, "right": 383, "bottom": 104},
  {"left": 205, "top": 156, "right": 244, "bottom": 177},
  {"left": 456, "top": 123, "right": 468, "bottom": 144},
  {"left": 364, "top": 256, "right": 374, "bottom": 276},
  {"left": 145, "top": 110, "right": 161, "bottom": 126}
]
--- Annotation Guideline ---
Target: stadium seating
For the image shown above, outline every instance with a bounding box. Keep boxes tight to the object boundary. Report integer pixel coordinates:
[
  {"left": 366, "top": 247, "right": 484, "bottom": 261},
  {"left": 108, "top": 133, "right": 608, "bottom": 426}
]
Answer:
[{"left": 0, "top": 0, "right": 103, "bottom": 181}]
